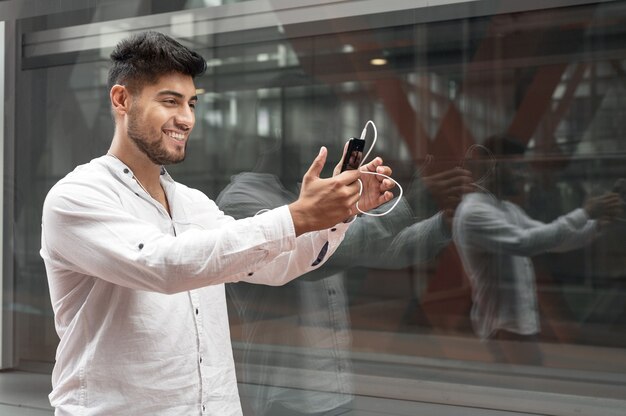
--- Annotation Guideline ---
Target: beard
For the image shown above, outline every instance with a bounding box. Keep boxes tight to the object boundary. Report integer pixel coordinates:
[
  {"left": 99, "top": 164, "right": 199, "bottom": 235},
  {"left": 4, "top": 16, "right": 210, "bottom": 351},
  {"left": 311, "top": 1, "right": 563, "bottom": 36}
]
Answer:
[{"left": 127, "top": 107, "right": 187, "bottom": 165}]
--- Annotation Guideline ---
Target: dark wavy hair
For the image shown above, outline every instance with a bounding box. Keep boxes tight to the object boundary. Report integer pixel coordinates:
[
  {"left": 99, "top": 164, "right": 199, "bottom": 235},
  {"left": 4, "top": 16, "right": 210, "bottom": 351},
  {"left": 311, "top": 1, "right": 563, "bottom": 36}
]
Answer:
[{"left": 107, "top": 31, "right": 207, "bottom": 92}]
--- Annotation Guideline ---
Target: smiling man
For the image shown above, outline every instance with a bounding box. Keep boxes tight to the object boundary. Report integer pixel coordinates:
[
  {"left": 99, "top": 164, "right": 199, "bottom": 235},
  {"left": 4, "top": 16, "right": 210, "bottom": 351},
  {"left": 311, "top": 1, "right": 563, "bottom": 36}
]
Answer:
[{"left": 39, "top": 31, "right": 395, "bottom": 416}]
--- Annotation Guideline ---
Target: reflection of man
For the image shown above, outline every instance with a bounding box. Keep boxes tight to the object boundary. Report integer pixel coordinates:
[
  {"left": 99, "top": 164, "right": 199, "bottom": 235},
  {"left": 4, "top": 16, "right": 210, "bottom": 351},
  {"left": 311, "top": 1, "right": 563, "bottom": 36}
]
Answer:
[
  {"left": 453, "top": 135, "right": 622, "bottom": 364},
  {"left": 39, "top": 32, "right": 395, "bottom": 415},
  {"left": 348, "top": 149, "right": 363, "bottom": 170},
  {"left": 217, "top": 162, "right": 470, "bottom": 415}
]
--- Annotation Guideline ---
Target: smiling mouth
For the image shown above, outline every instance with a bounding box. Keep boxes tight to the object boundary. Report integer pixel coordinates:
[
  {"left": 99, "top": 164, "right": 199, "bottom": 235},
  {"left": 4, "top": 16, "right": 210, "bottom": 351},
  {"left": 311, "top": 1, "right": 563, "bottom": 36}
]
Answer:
[{"left": 165, "top": 131, "right": 186, "bottom": 142}]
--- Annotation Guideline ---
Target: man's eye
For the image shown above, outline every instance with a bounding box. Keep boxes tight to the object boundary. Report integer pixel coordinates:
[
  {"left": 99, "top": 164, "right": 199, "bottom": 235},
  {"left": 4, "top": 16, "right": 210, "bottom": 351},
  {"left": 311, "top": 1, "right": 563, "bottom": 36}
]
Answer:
[
  {"left": 164, "top": 99, "right": 177, "bottom": 105},
  {"left": 189, "top": 103, "right": 196, "bottom": 110}
]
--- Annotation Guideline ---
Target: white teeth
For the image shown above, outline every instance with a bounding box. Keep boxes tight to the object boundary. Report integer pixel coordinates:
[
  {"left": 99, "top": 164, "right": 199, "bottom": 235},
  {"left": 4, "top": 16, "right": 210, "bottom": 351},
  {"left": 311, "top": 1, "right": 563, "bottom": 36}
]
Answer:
[{"left": 166, "top": 131, "right": 185, "bottom": 140}]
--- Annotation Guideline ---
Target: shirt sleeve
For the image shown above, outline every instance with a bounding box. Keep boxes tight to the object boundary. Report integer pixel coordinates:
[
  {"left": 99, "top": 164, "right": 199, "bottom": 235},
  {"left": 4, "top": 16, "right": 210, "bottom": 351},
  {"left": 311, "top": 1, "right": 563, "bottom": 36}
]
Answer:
[
  {"left": 276, "top": 198, "right": 451, "bottom": 283},
  {"left": 40, "top": 180, "right": 346, "bottom": 294},
  {"left": 238, "top": 218, "right": 351, "bottom": 286},
  {"left": 454, "top": 201, "right": 596, "bottom": 257}
]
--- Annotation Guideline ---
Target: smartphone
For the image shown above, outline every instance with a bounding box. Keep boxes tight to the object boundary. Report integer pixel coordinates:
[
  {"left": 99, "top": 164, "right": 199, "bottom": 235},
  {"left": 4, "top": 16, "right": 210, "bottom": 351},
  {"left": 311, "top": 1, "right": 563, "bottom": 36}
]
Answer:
[{"left": 340, "top": 138, "right": 366, "bottom": 172}]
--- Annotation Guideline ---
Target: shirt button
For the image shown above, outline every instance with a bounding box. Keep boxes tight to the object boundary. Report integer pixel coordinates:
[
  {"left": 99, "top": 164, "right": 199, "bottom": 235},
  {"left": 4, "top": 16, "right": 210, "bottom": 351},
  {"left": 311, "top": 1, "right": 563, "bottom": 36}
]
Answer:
[
  {"left": 248, "top": 272, "right": 254, "bottom": 276},
  {"left": 199, "top": 356, "right": 203, "bottom": 364},
  {"left": 202, "top": 404, "right": 206, "bottom": 412},
  {"left": 195, "top": 308, "right": 199, "bottom": 315},
  {"left": 123, "top": 168, "right": 129, "bottom": 174},
  {"left": 331, "top": 228, "right": 337, "bottom": 232},
  {"left": 138, "top": 243, "right": 144, "bottom": 250}
]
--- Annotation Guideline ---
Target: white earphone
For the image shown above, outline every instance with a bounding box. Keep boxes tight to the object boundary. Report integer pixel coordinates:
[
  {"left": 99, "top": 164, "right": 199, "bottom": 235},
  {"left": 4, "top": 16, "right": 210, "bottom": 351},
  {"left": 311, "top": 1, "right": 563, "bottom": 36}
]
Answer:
[{"left": 352, "top": 120, "right": 403, "bottom": 217}]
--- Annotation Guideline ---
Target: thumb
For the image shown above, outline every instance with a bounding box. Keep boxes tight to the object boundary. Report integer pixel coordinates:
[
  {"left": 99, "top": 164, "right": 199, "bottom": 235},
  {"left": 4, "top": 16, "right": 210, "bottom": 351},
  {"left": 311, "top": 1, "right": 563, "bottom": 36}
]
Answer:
[{"left": 304, "top": 146, "right": 327, "bottom": 180}]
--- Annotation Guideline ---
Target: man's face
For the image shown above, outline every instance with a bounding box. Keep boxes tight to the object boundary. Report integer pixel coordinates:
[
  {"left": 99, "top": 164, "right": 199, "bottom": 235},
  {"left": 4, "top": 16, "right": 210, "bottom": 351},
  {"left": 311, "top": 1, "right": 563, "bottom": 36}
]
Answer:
[{"left": 126, "top": 72, "right": 198, "bottom": 165}]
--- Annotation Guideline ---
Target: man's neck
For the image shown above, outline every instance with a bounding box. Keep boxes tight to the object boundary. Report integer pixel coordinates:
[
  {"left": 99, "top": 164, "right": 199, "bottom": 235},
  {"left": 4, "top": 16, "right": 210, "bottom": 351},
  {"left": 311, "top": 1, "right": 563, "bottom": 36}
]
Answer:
[
  {"left": 108, "top": 148, "right": 171, "bottom": 215},
  {"left": 108, "top": 139, "right": 162, "bottom": 191}
]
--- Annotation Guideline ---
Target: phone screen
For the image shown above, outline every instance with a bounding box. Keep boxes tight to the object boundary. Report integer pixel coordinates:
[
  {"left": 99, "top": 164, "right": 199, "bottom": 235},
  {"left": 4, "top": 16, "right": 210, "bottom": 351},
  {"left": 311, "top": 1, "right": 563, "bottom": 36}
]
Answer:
[{"left": 341, "top": 138, "right": 366, "bottom": 172}]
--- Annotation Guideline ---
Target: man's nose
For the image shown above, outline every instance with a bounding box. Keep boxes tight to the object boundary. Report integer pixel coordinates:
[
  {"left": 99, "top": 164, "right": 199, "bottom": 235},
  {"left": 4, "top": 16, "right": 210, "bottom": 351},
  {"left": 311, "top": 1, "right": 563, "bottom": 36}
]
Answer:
[{"left": 175, "top": 105, "right": 194, "bottom": 130}]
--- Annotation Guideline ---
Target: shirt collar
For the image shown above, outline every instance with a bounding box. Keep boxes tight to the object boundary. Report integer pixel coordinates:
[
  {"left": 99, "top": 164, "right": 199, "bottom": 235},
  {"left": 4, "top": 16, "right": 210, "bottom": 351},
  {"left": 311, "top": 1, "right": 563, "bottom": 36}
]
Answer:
[{"left": 99, "top": 154, "right": 176, "bottom": 191}]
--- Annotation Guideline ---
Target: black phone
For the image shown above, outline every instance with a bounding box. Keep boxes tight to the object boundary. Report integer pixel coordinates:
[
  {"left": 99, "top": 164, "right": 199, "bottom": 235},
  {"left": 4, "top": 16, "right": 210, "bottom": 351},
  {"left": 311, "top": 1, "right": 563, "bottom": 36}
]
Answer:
[{"left": 340, "top": 138, "right": 366, "bottom": 172}]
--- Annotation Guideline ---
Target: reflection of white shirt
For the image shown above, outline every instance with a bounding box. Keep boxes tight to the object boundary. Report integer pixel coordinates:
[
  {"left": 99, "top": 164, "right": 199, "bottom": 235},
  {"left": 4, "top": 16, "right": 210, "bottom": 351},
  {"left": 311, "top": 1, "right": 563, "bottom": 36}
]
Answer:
[
  {"left": 40, "top": 156, "right": 349, "bottom": 416},
  {"left": 218, "top": 172, "right": 452, "bottom": 416},
  {"left": 453, "top": 192, "right": 597, "bottom": 339}
]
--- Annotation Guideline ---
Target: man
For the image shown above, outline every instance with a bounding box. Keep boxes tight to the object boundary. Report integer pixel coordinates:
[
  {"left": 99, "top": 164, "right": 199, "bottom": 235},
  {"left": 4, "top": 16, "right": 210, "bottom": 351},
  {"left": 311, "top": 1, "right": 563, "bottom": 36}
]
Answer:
[
  {"left": 39, "top": 31, "right": 394, "bottom": 415},
  {"left": 452, "top": 135, "right": 622, "bottom": 364}
]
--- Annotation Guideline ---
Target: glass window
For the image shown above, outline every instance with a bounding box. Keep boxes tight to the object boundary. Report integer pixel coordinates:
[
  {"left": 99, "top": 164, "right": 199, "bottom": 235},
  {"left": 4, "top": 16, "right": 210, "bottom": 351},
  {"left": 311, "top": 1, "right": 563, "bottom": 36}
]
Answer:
[{"left": 6, "top": 1, "right": 626, "bottom": 414}]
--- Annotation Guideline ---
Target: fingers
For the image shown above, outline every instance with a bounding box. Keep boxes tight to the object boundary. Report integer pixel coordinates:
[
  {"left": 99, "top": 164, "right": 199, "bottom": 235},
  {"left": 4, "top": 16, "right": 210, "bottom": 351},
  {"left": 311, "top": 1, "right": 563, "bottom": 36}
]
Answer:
[
  {"left": 361, "top": 157, "right": 382, "bottom": 172},
  {"left": 603, "top": 192, "right": 624, "bottom": 218},
  {"left": 359, "top": 158, "right": 393, "bottom": 189},
  {"left": 599, "top": 192, "right": 622, "bottom": 209},
  {"left": 375, "top": 164, "right": 392, "bottom": 178},
  {"left": 359, "top": 166, "right": 397, "bottom": 197},
  {"left": 361, "top": 157, "right": 392, "bottom": 176},
  {"left": 380, "top": 178, "right": 395, "bottom": 192},
  {"left": 429, "top": 168, "right": 473, "bottom": 189},
  {"left": 335, "top": 169, "right": 362, "bottom": 185},
  {"left": 379, "top": 190, "right": 394, "bottom": 204},
  {"left": 604, "top": 192, "right": 622, "bottom": 204},
  {"left": 586, "top": 192, "right": 624, "bottom": 220},
  {"left": 352, "top": 188, "right": 394, "bottom": 216},
  {"left": 304, "top": 147, "right": 328, "bottom": 180},
  {"left": 423, "top": 168, "right": 472, "bottom": 209}
]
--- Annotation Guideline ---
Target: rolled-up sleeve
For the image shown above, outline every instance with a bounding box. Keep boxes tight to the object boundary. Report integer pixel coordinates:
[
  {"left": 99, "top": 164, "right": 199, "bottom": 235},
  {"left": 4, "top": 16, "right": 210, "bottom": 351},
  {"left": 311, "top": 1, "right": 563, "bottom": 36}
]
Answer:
[{"left": 240, "top": 217, "right": 351, "bottom": 286}]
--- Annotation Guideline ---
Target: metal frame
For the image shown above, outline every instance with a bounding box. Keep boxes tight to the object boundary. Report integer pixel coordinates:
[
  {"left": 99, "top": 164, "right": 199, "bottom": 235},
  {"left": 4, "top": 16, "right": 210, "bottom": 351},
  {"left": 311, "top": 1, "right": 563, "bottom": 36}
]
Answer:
[
  {"left": 0, "top": 19, "right": 4, "bottom": 369},
  {"left": 17, "top": 0, "right": 619, "bottom": 60},
  {"left": 1, "top": 18, "right": 17, "bottom": 370}
]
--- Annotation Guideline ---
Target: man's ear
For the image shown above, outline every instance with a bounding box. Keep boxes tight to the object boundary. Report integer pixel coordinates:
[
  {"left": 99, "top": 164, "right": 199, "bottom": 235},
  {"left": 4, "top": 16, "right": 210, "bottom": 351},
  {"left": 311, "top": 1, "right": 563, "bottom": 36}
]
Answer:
[{"left": 110, "top": 84, "right": 131, "bottom": 116}]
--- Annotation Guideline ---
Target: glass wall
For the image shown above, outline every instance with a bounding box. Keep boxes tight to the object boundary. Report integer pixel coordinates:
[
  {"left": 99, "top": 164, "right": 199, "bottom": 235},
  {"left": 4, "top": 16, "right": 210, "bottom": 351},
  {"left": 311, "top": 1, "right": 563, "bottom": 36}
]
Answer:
[
  {"left": 0, "top": 20, "right": 4, "bottom": 370},
  {"left": 5, "top": 0, "right": 626, "bottom": 414}
]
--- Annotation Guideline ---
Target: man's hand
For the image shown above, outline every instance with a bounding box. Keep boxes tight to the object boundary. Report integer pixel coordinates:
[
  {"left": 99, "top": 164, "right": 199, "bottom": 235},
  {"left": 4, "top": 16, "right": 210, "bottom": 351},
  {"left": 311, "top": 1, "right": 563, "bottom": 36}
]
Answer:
[
  {"left": 421, "top": 167, "right": 472, "bottom": 227},
  {"left": 422, "top": 167, "right": 473, "bottom": 211},
  {"left": 331, "top": 141, "right": 395, "bottom": 213},
  {"left": 583, "top": 192, "right": 623, "bottom": 225},
  {"left": 289, "top": 147, "right": 361, "bottom": 236},
  {"left": 354, "top": 157, "right": 395, "bottom": 212}
]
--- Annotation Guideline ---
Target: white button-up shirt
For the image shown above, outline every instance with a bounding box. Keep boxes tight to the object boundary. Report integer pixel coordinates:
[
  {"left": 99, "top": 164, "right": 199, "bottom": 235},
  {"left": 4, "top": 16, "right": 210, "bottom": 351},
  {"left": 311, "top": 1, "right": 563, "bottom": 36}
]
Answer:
[
  {"left": 453, "top": 192, "right": 597, "bottom": 339},
  {"left": 39, "top": 155, "right": 350, "bottom": 416}
]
